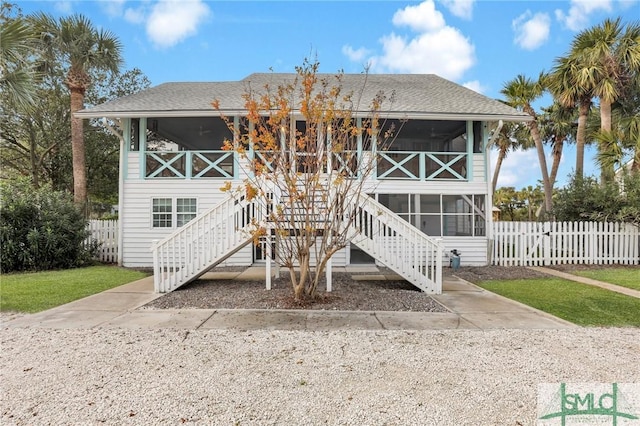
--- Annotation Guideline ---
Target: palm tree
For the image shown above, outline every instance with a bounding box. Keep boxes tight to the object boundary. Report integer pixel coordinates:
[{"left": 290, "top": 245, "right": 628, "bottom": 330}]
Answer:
[
  {"left": 518, "top": 185, "right": 543, "bottom": 221},
  {"left": 614, "top": 74, "right": 640, "bottom": 174},
  {"left": 539, "top": 102, "right": 576, "bottom": 186},
  {"left": 0, "top": 15, "right": 38, "bottom": 110},
  {"left": 501, "top": 75, "right": 553, "bottom": 214},
  {"left": 32, "top": 13, "right": 123, "bottom": 206},
  {"left": 547, "top": 56, "right": 592, "bottom": 179},
  {"left": 568, "top": 18, "right": 640, "bottom": 182},
  {"left": 493, "top": 186, "right": 520, "bottom": 221},
  {"left": 490, "top": 121, "right": 531, "bottom": 193}
]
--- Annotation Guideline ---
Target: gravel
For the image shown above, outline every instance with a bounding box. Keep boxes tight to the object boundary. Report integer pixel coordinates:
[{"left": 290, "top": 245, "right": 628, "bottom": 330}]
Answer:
[
  {"left": 143, "top": 272, "right": 447, "bottom": 312},
  {"left": 2, "top": 323, "right": 638, "bottom": 425}
]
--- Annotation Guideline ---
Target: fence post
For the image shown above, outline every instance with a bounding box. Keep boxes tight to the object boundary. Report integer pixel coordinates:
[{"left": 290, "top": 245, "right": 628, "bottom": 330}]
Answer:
[{"left": 86, "top": 219, "right": 119, "bottom": 263}]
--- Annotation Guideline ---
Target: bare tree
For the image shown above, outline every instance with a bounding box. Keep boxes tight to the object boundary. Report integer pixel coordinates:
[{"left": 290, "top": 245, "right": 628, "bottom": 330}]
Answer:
[{"left": 216, "top": 60, "right": 394, "bottom": 301}]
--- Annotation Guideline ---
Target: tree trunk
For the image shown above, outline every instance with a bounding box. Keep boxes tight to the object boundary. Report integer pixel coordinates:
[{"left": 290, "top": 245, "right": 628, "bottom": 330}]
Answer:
[
  {"left": 70, "top": 87, "right": 87, "bottom": 207},
  {"left": 492, "top": 147, "right": 507, "bottom": 194},
  {"left": 599, "top": 98, "right": 615, "bottom": 183},
  {"left": 27, "top": 123, "right": 39, "bottom": 188},
  {"left": 292, "top": 254, "right": 311, "bottom": 301},
  {"left": 525, "top": 108, "right": 553, "bottom": 214},
  {"left": 549, "top": 137, "right": 564, "bottom": 187},
  {"left": 575, "top": 99, "right": 590, "bottom": 179},
  {"left": 290, "top": 267, "right": 304, "bottom": 301}
]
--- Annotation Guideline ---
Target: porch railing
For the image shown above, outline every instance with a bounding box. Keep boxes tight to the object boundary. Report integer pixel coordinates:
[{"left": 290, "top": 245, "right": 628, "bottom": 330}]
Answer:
[
  {"left": 143, "top": 150, "right": 468, "bottom": 181},
  {"left": 377, "top": 151, "right": 467, "bottom": 180},
  {"left": 145, "top": 150, "right": 235, "bottom": 179}
]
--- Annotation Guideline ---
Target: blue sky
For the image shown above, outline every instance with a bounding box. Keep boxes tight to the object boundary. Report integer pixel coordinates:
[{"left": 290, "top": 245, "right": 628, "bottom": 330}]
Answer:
[{"left": 19, "top": 0, "right": 640, "bottom": 190}]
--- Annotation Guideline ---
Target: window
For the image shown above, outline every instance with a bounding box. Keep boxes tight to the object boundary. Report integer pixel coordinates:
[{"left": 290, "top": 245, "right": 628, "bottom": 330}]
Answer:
[
  {"left": 473, "top": 121, "right": 483, "bottom": 153},
  {"left": 146, "top": 117, "right": 232, "bottom": 151},
  {"left": 152, "top": 198, "right": 172, "bottom": 228},
  {"left": 378, "top": 194, "right": 411, "bottom": 223},
  {"left": 177, "top": 198, "right": 197, "bottom": 226},
  {"left": 376, "top": 193, "right": 486, "bottom": 237},
  {"left": 152, "top": 198, "right": 197, "bottom": 228},
  {"left": 385, "top": 119, "right": 467, "bottom": 152},
  {"left": 130, "top": 118, "right": 140, "bottom": 151}
]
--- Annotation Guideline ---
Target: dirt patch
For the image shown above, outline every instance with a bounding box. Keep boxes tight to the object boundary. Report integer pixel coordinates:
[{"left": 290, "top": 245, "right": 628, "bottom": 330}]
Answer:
[
  {"left": 143, "top": 272, "right": 447, "bottom": 312},
  {"left": 453, "top": 264, "right": 640, "bottom": 284},
  {"left": 453, "top": 266, "right": 550, "bottom": 283}
]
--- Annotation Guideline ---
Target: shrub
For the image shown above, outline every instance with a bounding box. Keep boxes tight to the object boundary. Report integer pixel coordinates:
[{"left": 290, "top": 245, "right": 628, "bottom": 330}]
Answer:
[
  {"left": 0, "top": 178, "right": 96, "bottom": 273},
  {"left": 553, "top": 173, "right": 640, "bottom": 226}
]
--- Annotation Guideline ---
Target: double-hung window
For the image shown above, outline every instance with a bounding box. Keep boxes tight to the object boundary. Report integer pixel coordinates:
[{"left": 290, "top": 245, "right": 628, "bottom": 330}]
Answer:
[
  {"left": 176, "top": 198, "right": 197, "bottom": 226},
  {"left": 152, "top": 197, "right": 197, "bottom": 228}
]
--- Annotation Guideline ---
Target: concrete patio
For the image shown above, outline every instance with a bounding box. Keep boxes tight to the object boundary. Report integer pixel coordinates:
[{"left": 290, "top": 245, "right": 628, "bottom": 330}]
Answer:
[{"left": 3, "top": 267, "right": 577, "bottom": 331}]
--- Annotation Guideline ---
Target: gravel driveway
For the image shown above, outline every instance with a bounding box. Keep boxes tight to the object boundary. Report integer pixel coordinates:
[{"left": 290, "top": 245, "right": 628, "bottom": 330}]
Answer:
[{"left": 2, "top": 324, "right": 638, "bottom": 425}]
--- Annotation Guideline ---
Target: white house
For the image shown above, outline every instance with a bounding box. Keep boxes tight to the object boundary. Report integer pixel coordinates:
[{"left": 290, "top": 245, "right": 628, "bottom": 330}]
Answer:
[{"left": 77, "top": 73, "right": 530, "bottom": 293}]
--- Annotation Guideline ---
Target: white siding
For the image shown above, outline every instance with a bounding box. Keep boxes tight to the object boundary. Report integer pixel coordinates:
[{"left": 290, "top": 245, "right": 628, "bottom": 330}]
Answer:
[
  {"left": 120, "top": 180, "right": 251, "bottom": 268},
  {"left": 472, "top": 153, "right": 486, "bottom": 182},
  {"left": 440, "top": 237, "right": 488, "bottom": 266},
  {"left": 121, "top": 180, "right": 490, "bottom": 268},
  {"left": 127, "top": 152, "right": 140, "bottom": 179}
]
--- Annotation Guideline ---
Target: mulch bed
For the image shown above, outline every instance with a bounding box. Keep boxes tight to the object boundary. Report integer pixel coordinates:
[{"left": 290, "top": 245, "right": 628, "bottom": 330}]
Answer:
[{"left": 143, "top": 272, "right": 448, "bottom": 312}]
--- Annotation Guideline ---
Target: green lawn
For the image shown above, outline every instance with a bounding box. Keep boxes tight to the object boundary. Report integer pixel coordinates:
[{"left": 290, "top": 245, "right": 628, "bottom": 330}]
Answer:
[
  {"left": 570, "top": 268, "right": 640, "bottom": 291},
  {"left": 1, "top": 266, "right": 149, "bottom": 313},
  {"left": 478, "top": 278, "right": 640, "bottom": 327}
]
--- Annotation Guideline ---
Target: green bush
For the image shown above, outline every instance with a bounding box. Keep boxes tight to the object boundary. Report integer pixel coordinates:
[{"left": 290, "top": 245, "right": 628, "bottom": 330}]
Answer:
[
  {"left": 553, "top": 173, "right": 640, "bottom": 226},
  {"left": 0, "top": 179, "right": 97, "bottom": 273}
]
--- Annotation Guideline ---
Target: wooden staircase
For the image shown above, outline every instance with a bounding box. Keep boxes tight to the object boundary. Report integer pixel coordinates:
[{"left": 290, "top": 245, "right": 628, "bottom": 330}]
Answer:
[
  {"left": 151, "top": 195, "right": 260, "bottom": 292},
  {"left": 346, "top": 192, "right": 442, "bottom": 293},
  {"left": 151, "top": 189, "right": 443, "bottom": 294}
]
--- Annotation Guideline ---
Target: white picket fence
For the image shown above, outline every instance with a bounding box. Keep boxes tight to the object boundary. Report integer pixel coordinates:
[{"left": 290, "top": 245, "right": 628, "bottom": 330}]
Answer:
[
  {"left": 86, "top": 219, "right": 118, "bottom": 263},
  {"left": 492, "top": 221, "right": 640, "bottom": 266}
]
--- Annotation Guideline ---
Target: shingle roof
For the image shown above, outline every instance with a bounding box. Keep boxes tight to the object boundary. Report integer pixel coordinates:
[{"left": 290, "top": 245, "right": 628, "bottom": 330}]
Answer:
[{"left": 77, "top": 73, "right": 531, "bottom": 121}]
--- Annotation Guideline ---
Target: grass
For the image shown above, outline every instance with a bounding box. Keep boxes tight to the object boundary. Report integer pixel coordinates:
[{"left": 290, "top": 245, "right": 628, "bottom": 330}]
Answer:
[
  {"left": 569, "top": 268, "right": 640, "bottom": 291},
  {"left": 478, "top": 278, "right": 640, "bottom": 327},
  {"left": 1, "top": 266, "right": 150, "bottom": 313}
]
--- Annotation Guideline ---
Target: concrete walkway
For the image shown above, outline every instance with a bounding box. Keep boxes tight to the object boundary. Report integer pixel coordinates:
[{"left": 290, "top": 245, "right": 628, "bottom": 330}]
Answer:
[
  {"left": 529, "top": 266, "right": 640, "bottom": 299},
  {"left": 4, "top": 268, "right": 576, "bottom": 331}
]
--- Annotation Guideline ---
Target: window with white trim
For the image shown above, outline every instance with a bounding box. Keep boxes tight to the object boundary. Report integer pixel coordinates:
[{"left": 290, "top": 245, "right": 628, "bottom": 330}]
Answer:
[
  {"left": 152, "top": 198, "right": 197, "bottom": 228},
  {"left": 152, "top": 198, "right": 172, "bottom": 228},
  {"left": 177, "top": 198, "right": 197, "bottom": 226}
]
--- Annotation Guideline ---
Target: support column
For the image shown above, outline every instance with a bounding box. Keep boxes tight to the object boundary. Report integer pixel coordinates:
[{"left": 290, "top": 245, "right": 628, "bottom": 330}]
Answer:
[
  {"left": 326, "top": 254, "right": 332, "bottom": 292},
  {"left": 266, "top": 234, "right": 272, "bottom": 290}
]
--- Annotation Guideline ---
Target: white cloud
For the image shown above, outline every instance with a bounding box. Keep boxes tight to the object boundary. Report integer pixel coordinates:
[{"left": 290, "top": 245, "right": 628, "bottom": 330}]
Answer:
[
  {"left": 101, "top": 0, "right": 126, "bottom": 18},
  {"left": 492, "top": 149, "right": 539, "bottom": 188},
  {"left": 392, "top": 1, "right": 446, "bottom": 32},
  {"left": 54, "top": 1, "right": 73, "bottom": 14},
  {"left": 146, "top": 0, "right": 211, "bottom": 49},
  {"left": 440, "top": 0, "right": 475, "bottom": 20},
  {"left": 512, "top": 11, "right": 550, "bottom": 50},
  {"left": 124, "top": 6, "right": 146, "bottom": 24},
  {"left": 372, "top": 27, "right": 474, "bottom": 79},
  {"left": 555, "top": 0, "right": 612, "bottom": 31},
  {"left": 347, "top": 0, "right": 474, "bottom": 80},
  {"left": 462, "top": 80, "right": 485, "bottom": 93},
  {"left": 342, "top": 45, "right": 371, "bottom": 63}
]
